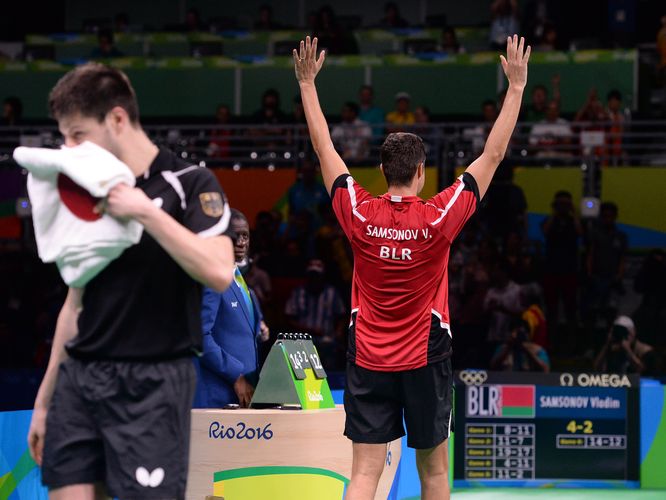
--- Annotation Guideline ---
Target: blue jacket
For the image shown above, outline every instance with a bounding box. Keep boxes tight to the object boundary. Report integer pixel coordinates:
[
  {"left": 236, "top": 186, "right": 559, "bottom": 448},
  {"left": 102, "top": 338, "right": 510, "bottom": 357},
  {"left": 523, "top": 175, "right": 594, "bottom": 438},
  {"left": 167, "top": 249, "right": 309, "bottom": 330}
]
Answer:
[{"left": 193, "top": 280, "right": 263, "bottom": 408}]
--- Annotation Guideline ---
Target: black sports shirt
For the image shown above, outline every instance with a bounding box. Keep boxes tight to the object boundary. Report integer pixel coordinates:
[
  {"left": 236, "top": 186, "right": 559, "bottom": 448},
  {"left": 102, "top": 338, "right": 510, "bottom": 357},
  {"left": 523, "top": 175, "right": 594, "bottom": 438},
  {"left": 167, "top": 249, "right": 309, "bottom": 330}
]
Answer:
[{"left": 66, "top": 147, "right": 230, "bottom": 361}]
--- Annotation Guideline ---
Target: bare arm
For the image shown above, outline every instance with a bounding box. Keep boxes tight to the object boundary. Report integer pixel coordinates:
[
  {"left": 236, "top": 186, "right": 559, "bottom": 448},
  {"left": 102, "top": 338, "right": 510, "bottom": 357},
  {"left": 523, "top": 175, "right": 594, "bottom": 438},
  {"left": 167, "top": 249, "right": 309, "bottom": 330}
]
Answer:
[
  {"left": 106, "top": 184, "right": 234, "bottom": 292},
  {"left": 28, "top": 287, "right": 83, "bottom": 465},
  {"left": 466, "top": 35, "right": 530, "bottom": 199},
  {"left": 294, "top": 36, "right": 349, "bottom": 194}
]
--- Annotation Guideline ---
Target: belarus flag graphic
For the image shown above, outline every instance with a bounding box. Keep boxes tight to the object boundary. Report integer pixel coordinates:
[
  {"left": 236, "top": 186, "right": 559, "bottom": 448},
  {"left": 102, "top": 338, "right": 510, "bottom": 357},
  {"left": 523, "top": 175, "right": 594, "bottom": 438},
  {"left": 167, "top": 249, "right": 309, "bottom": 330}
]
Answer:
[{"left": 500, "top": 385, "right": 535, "bottom": 417}]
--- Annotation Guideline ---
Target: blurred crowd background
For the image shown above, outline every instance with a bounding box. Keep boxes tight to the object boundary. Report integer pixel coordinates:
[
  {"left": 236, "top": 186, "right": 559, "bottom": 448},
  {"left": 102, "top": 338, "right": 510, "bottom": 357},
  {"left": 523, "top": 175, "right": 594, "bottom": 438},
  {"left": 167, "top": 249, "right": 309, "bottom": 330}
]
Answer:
[{"left": 1, "top": 1, "right": 666, "bottom": 406}]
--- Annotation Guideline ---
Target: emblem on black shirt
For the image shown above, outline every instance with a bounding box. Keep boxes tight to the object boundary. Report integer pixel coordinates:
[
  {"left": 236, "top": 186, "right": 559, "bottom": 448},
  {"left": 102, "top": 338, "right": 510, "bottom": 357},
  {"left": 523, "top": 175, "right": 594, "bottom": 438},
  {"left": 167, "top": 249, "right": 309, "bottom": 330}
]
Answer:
[{"left": 199, "top": 192, "right": 224, "bottom": 217}]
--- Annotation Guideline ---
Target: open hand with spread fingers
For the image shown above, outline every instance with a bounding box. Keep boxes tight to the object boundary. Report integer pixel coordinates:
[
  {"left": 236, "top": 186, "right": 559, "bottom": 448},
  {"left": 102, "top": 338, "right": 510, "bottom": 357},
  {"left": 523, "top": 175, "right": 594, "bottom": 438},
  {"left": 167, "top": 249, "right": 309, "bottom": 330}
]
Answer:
[
  {"left": 293, "top": 36, "right": 326, "bottom": 84},
  {"left": 500, "top": 34, "right": 531, "bottom": 91}
]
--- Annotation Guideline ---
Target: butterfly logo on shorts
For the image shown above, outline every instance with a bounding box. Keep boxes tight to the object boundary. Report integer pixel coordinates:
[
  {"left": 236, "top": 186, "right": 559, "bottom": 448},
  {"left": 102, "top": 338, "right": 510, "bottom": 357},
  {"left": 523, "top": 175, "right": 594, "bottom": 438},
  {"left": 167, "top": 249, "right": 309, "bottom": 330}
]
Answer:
[
  {"left": 231, "top": 301, "right": 238, "bottom": 308},
  {"left": 136, "top": 466, "right": 165, "bottom": 488}
]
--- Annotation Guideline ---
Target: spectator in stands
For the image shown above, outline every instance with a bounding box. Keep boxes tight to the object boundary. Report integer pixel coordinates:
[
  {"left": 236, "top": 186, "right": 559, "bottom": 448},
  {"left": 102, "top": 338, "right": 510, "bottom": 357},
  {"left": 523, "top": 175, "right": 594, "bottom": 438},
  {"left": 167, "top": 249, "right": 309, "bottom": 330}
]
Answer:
[
  {"left": 287, "top": 95, "right": 310, "bottom": 155},
  {"left": 90, "top": 29, "right": 124, "bottom": 59},
  {"left": 315, "top": 204, "right": 353, "bottom": 292},
  {"left": 535, "top": 23, "right": 559, "bottom": 51},
  {"left": 633, "top": 249, "right": 666, "bottom": 347},
  {"left": 2, "top": 96, "right": 22, "bottom": 126},
  {"left": 521, "top": 283, "right": 548, "bottom": 348},
  {"left": 250, "top": 88, "right": 286, "bottom": 153},
  {"left": 285, "top": 259, "right": 346, "bottom": 368},
  {"left": 412, "top": 105, "right": 440, "bottom": 155},
  {"left": 290, "top": 95, "right": 306, "bottom": 124},
  {"left": 584, "top": 202, "right": 628, "bottom": 331},
  {"left": 244, "top": 256, "right": 272, "bottom": 309},
  {"left": 114, "top": 13, "right": 130, "bottom": 33},
  {"left": 313, "top": 5, "right": 358, "bottom": 55},
  {"left": 657, "top": 16, "right": 666, "bottom": 81},
  {"left": 542, "top": 190, "right": 581, "bottom": 344},
  {"left": 575, "top": 88, "right": 609, "bottom": 159},
  {"left": 331, "top": 102, "right": 372, "bottom": 162},
  {"left": 251, "top": 210, "right": 280, "bottom": 263},
  {"left": 525, "top": 74, "right": 560, "bottom": 121},
  {"left": 478, "top": 162, "right": 527, "bottom": 241},
  {"left": 489, "top": 0, "right": 520, "bottom": 49},
  {"left": 606, "top": 89, "right": 627, "bottom": 165},
  {"left": 575, "top": 88, "right": 607, "bottom": 123},
  {"left": 358, "top": 85, "right": 384, "bottom": 140},
  {"left": 253, "top": 88, "right": 286, "bottom": 124},
  {"left": 184, "top": 8, "right": 207, "bottom": 32},
  {"left": 207, "top": 104, "right": 234, "bottom": 159},
  {"left": 484, "top": 260, "right": 524, "bottom": 344},
  {"left": 529, "top": 100, "right": 574, "bottom": 159},
  {"left": 594, "top": 316, "right": 658, "bottom": 376},
  {"left": 491, "top": 318, "right": 551, "bottom": 372},
  {"left": 379, "top": 2, "right": 409, "bottom": 29},
  {"left": 522, "top": 0, "right": 553, "bottom": 46},
  {"left": 287, "top": 159, "right": 329, "bottom": 227},
  {"left": 439, "top": 26, "right": 465, "bottom": 54},
  {"left": 386, "top": 92, "right": 415, "bottom": 131},
  {"left": 464, "top": 99, "right": 498, "bottom": 155},
  {"left": 255, "top": 4, "right": 281, "bottom": 30}
]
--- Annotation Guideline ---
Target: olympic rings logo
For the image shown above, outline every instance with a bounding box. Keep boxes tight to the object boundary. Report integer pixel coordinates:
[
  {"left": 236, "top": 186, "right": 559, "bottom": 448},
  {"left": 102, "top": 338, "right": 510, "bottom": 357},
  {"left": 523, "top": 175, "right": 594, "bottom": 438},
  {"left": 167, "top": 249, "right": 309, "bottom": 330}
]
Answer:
[{"left": 459, "top": 370, "right": 488, "bottom": 386}]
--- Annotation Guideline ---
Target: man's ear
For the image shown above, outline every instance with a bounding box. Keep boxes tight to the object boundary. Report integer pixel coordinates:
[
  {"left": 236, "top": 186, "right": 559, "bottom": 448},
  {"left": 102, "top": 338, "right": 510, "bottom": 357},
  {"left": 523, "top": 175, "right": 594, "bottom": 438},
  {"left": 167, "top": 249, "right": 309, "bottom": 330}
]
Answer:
[
  {"left": 418, "top": 162, "right": 425, "bottom": 177},
  {"left": 379, "top": 163, "right": 384, "bottom": 175},
  {"left": 106, "top": 106, "right": 129, "bottom": 135}
]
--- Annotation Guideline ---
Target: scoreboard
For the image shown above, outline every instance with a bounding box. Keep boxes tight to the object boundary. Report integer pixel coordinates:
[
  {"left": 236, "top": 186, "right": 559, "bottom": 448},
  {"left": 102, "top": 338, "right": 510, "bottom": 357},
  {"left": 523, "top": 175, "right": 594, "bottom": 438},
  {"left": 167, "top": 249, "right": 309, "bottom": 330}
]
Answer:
[{"left": 453, "top": 371, "right": 640, "bottom": 488}]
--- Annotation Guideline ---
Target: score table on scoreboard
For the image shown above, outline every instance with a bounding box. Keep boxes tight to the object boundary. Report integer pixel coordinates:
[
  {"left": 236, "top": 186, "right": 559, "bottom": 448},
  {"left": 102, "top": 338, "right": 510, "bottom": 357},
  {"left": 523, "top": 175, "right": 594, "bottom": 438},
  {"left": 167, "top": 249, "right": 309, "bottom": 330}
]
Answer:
[{"left": 453, "top": 372, "right": 639, "bottom": 488}]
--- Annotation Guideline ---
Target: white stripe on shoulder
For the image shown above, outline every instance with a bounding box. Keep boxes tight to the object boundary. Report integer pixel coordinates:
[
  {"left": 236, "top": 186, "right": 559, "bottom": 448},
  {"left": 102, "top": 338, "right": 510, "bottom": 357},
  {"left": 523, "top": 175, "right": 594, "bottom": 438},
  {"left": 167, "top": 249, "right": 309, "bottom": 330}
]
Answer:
[
  {"left": 198, "top": 201, "right": 231, "bottom": 238},
  {"left": 346, "top": 176, "right": 366, "bottom": 222},
  {"left": 430, "top": 175, "right": 466, "bottom": 227},
  {"left": 173, "top": 165, "right": 201, "bottom": 177},
  {"left": 161, "top": 170, "right": 187, "bottom": 210}
]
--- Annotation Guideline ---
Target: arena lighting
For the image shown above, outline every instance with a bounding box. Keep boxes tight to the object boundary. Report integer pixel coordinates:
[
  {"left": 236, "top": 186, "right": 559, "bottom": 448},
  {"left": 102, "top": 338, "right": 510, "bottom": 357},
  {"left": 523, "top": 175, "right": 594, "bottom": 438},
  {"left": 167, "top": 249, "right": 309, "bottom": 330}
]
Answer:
[
  {"left": 180, "top": 151, "right": 187, "bottom": 158},
  {"left": 199, "top": 161, "right": 206, "bottom": 167},
  {"left": 284, "top": 152, "right": 292, "bottom": 159},
  {"left": 250, "top": 151, "right": 258, "bottom": 159},
  {"left": 233, "top": 163, "right": 241, "bottom": 171},
  {"left": 268, "top": 164, "right": 276, "bottom": 171}
]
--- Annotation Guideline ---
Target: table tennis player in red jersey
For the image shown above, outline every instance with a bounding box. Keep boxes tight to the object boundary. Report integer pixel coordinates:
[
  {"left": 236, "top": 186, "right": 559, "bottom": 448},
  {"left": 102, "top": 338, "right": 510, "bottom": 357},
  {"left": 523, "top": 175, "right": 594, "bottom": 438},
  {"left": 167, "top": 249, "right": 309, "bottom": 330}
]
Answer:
[{"left": 294, "top": 35, "right": 530, "bottom": 499}]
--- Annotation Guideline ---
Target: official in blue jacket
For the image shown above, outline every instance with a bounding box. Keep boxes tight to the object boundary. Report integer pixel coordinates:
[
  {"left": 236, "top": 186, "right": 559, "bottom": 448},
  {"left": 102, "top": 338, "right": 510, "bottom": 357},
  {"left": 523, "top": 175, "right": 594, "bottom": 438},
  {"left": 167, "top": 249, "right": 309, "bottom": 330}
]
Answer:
[{"left": 194, "top": 209, "right": 270, "bottom": 408}]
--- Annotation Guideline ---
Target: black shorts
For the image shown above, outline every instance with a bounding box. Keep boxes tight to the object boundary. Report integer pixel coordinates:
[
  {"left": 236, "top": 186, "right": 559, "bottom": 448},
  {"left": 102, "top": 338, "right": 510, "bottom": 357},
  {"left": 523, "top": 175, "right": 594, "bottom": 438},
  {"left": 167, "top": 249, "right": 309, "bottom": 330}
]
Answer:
[
  {"left": 42, "top": 357, "right": 196, "bottom": 499},
  {"left": 344, "top": 359, "right": 454, "bottom": 449}
]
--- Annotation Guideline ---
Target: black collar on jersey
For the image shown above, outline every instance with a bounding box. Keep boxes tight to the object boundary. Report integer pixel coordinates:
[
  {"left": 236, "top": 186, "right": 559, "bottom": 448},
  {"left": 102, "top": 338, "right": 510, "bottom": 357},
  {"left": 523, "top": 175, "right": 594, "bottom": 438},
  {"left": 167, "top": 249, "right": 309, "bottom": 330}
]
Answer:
[{"left": 136, "top": 147, "right": 180, "bottom": 185}]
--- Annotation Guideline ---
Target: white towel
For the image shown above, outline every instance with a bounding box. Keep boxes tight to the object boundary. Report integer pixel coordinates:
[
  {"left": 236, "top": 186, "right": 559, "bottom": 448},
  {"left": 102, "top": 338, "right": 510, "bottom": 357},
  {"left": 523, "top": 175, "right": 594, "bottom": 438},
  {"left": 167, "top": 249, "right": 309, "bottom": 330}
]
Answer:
[{"left": 13, "top": 141, "right": 144, "bottom": 287}]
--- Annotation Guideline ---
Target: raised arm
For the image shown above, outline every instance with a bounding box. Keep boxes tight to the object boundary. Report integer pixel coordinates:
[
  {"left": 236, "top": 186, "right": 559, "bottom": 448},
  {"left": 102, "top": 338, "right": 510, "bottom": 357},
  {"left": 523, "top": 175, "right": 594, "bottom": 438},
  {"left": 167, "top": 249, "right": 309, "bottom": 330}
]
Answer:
[
  {"left": 294, "top": 36, "right": 349, "bottom": 195},
  {"left": 466, "top": 34, "right": 530, "bottom": 199}
]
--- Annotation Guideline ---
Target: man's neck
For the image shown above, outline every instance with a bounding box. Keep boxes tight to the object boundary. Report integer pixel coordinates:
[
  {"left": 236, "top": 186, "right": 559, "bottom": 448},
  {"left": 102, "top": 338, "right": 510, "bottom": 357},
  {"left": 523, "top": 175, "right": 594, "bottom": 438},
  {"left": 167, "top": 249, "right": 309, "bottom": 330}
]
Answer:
[
  {"left": 119, "top": 128, "right": 160, "bottom": 177},
  {"left": 387, "top": 184, "right": 418, "bottom": 197}
]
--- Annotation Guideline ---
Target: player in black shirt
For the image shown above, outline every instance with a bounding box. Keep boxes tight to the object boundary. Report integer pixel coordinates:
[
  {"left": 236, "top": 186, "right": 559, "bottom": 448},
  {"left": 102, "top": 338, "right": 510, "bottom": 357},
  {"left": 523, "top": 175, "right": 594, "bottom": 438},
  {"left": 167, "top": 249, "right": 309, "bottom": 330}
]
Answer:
[{"left": 27, "top": 63, "right": 235, "bottom": 499}]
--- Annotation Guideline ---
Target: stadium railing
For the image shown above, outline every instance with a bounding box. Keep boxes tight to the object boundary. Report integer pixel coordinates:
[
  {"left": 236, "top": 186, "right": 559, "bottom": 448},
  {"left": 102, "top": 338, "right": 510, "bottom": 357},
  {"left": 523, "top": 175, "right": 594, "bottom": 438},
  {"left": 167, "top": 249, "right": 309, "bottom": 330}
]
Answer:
[{"left": 1, "top": 120, "right": 665, "bottom": 187}]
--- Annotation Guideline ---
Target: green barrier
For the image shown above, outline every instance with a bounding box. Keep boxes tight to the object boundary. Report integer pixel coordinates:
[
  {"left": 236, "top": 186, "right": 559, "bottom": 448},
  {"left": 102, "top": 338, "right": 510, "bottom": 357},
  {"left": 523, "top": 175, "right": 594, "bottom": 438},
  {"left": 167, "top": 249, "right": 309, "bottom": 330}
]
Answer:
[{"left": 0, "top": 50, "right": 635, "bottom": 118}]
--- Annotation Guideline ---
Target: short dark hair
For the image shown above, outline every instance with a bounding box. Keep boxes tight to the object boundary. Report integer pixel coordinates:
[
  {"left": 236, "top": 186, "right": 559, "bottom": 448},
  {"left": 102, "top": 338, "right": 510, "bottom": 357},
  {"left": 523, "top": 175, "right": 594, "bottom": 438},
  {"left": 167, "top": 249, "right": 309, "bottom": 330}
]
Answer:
[
  {"left": 380, "top": 132, "right": 426, "bottom": 187},
  {"left": 49, "top": 62, "right": 139, "bottom": 123},
  {"left": 360, "top": 84, "right": 373, "bottom": 94},
  {"left": 533, "top": 84, "right": 547, "bottom": 94},
  {"left": 230, "top": 208, "right": 248, "bottom": 225},
  {"left": 600, "top": 201, "right": 618, "bottom": 215},
  {"left": 554, "top": 190, "right": 572, "bottom": 199},
  {"left": 3, "top": 96, "right": 23, "bottom": 119},
  {"left": 481, "top": 99, "right": 496, "bottom": 108},
  {"left": 607, "top": 89, "right": 622, "bottom": 102},
  {"left": 344, "top": 101, "right": 359, "bottom": 115}
]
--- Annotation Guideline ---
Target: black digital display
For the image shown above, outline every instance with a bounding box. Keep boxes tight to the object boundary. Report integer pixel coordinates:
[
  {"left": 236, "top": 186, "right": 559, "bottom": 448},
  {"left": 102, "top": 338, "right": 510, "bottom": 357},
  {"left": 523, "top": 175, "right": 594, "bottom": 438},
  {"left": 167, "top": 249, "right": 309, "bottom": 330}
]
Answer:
[{"left": 453, "top": 371, "right": 639, "bottom": 487}]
